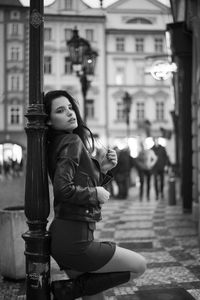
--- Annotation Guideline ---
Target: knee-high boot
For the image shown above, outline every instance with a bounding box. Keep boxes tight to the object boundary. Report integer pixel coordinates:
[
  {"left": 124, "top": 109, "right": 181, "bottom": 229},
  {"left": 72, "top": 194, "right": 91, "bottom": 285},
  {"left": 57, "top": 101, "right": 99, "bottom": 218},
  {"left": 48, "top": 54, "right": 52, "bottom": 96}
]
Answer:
[{"left": 51, "top": 271, "right": 130, "bottom": 300}]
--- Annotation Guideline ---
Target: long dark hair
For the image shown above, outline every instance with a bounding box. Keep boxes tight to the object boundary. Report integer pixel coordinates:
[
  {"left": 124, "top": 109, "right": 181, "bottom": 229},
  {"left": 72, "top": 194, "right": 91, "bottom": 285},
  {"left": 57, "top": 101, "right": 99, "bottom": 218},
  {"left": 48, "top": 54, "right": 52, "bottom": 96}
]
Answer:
[{"left": 43, "top": 90, "right": 94, "bottom": 152}]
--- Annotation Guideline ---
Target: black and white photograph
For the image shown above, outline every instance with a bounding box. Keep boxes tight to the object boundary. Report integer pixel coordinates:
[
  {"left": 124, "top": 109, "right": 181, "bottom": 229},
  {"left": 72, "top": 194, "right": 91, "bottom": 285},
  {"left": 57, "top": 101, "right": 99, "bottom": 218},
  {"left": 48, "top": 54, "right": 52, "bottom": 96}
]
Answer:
[{"left": 0, "top": 0, "right": 199, "bottom": 299}]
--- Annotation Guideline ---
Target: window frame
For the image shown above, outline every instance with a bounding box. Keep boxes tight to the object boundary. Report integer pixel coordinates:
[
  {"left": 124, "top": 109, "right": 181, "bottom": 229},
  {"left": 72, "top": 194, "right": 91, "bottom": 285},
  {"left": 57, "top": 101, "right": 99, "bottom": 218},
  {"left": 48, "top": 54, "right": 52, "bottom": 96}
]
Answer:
[
  {"left": 44, "top": 27, "right": 52, "bottom": 41},
  {"left": 8, "top": 74, "right": 21, "bottom": 91},
  {"left": 115, "top": 66, "right": 125, "bottom": 85},
  {"left": 11, "top": 23, "right": 19, "bottom": 36},
  {"left": 64, "top": 56, "right": 72, "bottom": 74},
  {"left": 85, "top": 29, "right": 94, "bottom": 42},
  {"left": 86, "top": 99, "right": 95, "bottom": 119},
  {"left": 44, "top": 56, "right": 52, "bottom": 74},
  {"left": 154, "top": 37, "right": 164, "bottom": 53},
  {"left": 156, "top": 101, "right": 165, "bottom": 121},
  {"left": 10, "top": 46, "right": 20, "bottom": 61},
  {"left": 136, "top": 102, "right": 145, "bottom": 121},
  {"left": 64, "top": 0, "right": 73, "bottom": 10},
  {"left": 64, "top": 28, "right": 73, "bottom": 41},
  {"left": 115, "top": 37, "right": 125, "bottom": 52},
  {"left": 8, "top": 104, "right": 23, "bottom": 125},
  {"left": 135, "top": 37, "right": 144, "bottom": 53},
  {"left": 116, "top": 102, "right": 125, "bottom": 122}
]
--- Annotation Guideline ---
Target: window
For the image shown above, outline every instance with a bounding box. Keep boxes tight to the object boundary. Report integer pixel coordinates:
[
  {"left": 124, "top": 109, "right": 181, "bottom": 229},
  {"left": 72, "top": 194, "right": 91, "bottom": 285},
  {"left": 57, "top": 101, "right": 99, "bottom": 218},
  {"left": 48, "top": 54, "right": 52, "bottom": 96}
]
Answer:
[
  {"left": 116, "top": 102, "right": 125, "bottom": 121},
  {"left": 86, "top": 29, "right": 94, "bottom": 42},
  {"left": 116, "top": 37, "right": 125, "bottom": 52},
  {"left": 8, "top": 74, "right": 23, "bottom": 91},
  {"left": 156, "top": 102, "right": 165, "bottom": 121},
  {"left": 44, "top": 28, "right": 52, "bottom": 41},
  {"left": 10, "top": 47, "right": 20, "bottom": 61},
  {"left": 8, "top": 105, "right": 22, "bottom": 125},
  {"left": 115, "top": 67, "right": 125, "bottom": 85},
  {"left": 64, "top": 57, "right": 72, "bottom": 74},
  {"left": 44, "top": 56, "right": 52, "bottom": 74},
  {"left": 136, "top": 102, "right": 145, "bottom": 121},
  {"left": 86, "top": 99, "right": 95, "bottom": 119},
  {"left": 9, "top": 75, "right": 20, "bottom": 91},
  {"left": 64, "top": 28, "right": 73, "bottom": 41},
  {"left": 135, "top": 37, "right": 144, "bottom": 53},
  {"left": 8, "top": 23, "right": 23, "bottom": 36},
  {"left": 154, "top": 38, "right": 163, "bottom": 53},
  {"left": 64, "top": 0, "right": 72, "bottom": 10},
  {"left": 11, "top": 23, "right": 19, "bottom": 36}
]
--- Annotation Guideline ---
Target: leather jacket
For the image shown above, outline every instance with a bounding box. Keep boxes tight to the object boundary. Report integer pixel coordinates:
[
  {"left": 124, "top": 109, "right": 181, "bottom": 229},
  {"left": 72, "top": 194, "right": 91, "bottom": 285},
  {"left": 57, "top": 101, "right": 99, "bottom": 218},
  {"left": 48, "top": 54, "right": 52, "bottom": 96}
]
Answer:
[{"left": 47, "top": 129, "right": 112, "bottom": 223}]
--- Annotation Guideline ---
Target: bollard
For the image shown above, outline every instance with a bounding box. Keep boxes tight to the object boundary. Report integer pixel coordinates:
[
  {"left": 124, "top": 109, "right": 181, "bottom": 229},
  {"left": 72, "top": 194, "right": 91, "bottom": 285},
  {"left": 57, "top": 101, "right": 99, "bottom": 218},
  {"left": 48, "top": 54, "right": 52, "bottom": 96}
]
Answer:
[
  {"left": 0, "top": 206, "right": 27, "bottom": 279},
  {"left": 168, "top": 174, "right": 176, "bottom": 205}
]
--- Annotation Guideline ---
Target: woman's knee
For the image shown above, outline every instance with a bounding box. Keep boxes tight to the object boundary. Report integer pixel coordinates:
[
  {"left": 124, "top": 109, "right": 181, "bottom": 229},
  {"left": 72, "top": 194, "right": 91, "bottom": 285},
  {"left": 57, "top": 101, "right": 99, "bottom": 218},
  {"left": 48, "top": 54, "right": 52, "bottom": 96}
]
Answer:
[{"left": 133, "top": 254, "right": 146, "bottom": 276}]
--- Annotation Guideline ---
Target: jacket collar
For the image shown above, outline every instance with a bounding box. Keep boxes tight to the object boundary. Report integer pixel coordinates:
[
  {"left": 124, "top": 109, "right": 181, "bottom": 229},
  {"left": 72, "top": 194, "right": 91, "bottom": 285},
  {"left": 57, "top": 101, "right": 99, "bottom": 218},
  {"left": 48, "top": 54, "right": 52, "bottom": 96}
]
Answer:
[{"left": 47, "top": 127, "right": 71, "bottom": 142}]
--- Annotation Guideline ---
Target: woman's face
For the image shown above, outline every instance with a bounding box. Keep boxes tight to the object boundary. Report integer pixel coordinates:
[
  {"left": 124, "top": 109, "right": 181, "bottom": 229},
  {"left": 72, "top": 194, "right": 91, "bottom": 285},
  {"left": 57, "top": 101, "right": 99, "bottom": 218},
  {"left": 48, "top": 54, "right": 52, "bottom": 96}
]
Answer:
[{"left": 48, "top": 96, "right": 78, "bottom": 132}]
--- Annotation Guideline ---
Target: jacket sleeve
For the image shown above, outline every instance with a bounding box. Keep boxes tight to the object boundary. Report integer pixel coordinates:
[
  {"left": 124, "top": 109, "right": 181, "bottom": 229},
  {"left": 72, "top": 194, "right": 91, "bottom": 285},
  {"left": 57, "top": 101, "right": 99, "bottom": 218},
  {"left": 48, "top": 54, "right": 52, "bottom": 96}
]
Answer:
[{"left": 53, "top": 134, "right": 99, "bottom": 206}]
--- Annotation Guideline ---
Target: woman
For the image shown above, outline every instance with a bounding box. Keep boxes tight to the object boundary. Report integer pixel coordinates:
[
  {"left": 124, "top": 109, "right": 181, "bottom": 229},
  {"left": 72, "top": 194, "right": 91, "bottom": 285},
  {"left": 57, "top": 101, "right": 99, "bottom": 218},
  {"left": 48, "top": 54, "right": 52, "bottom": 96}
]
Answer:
[
  {"left": 44, "top": 90, "right": 146, "bottom": 300},
  {"left": 136, "top": 142, "right": 157, "bottom": 200}
]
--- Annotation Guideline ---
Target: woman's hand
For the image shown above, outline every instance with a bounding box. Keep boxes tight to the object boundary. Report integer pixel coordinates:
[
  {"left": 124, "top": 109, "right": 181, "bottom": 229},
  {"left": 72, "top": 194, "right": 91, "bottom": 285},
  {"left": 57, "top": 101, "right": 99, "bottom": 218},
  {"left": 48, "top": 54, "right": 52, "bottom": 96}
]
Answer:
[
  {"left": 96, "top": 186, "right": 110, "bottom": 205},
  {"left": 101, "top": 149, "right": 118, "bottom": 172}
]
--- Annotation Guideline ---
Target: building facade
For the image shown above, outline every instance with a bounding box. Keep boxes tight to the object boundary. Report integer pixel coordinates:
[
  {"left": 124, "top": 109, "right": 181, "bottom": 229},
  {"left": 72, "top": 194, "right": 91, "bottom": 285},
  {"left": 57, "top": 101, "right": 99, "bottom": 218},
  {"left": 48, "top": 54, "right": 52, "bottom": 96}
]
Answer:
[
  {"left": 0, "top": 0, "right": 173, "bottom": 165},
  {"left": 105, "top": 0, "right": 173, "bottom": 157},
  {"left": 0, "top": 3, "right": 28, "bottom": 164}
]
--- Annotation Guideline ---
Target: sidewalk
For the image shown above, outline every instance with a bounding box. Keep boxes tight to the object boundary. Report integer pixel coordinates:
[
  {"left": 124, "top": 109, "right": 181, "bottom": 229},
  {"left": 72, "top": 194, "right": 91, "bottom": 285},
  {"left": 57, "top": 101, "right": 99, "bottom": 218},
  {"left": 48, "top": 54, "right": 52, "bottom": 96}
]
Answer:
[{"left": 0, "top": 182, "right": 200, "bottom": 299}]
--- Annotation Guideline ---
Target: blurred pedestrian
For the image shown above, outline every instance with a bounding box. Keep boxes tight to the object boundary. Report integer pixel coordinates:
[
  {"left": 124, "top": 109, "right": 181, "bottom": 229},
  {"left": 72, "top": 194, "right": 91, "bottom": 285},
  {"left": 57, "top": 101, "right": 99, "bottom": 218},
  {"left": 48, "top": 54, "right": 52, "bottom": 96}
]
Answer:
[
  {"left": 44, "top": 90, "right": 146, "bottom": 300},
  {"left": 151, "top": 138, "right": 170, "bottom": 199},
  {"left": 112, "top": 147, "right": 133, "bottom": 199},
  {"left": 135, "top": 142, "right": 157, "bottom": 200},
  {"left": 12, "top": 159, "right": 20, "bottom": 177},
  {"left": 3, "top": 160, "right": 11, "bottom": 179}
]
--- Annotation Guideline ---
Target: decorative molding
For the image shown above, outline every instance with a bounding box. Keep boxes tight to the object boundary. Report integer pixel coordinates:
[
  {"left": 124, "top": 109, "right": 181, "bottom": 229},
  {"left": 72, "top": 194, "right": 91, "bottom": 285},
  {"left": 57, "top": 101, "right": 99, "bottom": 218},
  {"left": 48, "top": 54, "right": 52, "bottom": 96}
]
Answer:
[
  {"left": 112, "top": 89, "right": 126, "bottom": 99},
  {"left": 122, "top": 16, "right": 155, "bottom": 24}
]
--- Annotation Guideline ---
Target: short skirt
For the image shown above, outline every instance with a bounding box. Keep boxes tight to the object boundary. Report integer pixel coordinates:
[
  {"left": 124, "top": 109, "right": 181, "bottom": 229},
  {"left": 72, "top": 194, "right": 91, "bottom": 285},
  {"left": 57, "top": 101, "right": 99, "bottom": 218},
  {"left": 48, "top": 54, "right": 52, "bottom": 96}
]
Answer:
[{"left": 49, "top": 218, "right": 116, "bottom": 272}]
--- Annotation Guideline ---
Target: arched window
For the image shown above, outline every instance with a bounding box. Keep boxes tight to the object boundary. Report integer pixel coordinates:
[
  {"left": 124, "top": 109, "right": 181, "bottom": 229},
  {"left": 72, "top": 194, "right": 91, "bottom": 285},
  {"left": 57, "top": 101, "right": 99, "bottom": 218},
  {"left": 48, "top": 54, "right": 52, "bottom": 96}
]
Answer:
[{"left": 127, "top": 18, "right": 152, "bottom": 24}]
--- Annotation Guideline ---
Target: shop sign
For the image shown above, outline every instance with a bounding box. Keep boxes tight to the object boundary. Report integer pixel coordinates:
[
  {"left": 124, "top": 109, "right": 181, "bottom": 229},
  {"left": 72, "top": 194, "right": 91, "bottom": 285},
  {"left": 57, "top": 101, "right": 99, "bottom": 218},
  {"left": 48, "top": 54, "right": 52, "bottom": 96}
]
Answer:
[{"left": 150, "top": 60, "right": 177, "bottom": 81}]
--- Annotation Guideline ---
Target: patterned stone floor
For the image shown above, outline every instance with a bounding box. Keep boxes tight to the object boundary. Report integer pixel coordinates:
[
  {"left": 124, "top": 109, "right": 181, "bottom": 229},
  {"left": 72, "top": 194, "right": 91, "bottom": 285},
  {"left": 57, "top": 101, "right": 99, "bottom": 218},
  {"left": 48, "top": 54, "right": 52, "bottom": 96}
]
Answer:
[
  {"left": 1, "top": 183, "right": 200, "bottom": 299},
  {"left": 98, "top": 188, "right": 200, "bottom": 299}
]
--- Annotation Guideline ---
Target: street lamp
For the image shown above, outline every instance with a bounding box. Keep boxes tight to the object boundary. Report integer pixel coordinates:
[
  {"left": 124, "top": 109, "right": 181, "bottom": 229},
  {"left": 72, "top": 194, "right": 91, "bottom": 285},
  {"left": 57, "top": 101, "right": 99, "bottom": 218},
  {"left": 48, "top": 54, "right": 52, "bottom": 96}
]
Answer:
[
  {"left": 18, "top": 0, "right": 55, "bottom": 299},
  {"left": 67, "top": 27, "right": 98, "bottom": 122},
  {"left": 123, "top": 92, "right": 132, "bottom": 138}
]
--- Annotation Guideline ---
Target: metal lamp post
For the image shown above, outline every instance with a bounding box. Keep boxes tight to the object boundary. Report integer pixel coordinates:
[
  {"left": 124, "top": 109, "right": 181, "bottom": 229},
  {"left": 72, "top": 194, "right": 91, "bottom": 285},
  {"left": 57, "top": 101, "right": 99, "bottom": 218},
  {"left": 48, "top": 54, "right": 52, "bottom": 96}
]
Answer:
[
  {"left": 18, "top": 0, "right": 55, "bottom": 298},
  {"left": 67, "top": 27, "right": 98, "bottom": 123},
  {"left": 123, "top": 92, "right": 132, "bottom": 138}
]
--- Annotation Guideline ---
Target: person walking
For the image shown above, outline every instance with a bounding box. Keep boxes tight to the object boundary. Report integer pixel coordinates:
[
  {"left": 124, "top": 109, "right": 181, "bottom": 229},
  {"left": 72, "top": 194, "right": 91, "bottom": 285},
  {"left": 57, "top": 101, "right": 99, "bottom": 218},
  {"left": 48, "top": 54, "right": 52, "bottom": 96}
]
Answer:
[
  {"left": 135, "top": 142, "right": 157, "bottom": 200},
  {"left": 44, "top": 90, "right": 146, "bottom": 300},
  {"left": 151, "top": 138, "right": 170, "bottom": 199},
  {"left": 112, "top": 147, "right": 133, "bottom": 199}
]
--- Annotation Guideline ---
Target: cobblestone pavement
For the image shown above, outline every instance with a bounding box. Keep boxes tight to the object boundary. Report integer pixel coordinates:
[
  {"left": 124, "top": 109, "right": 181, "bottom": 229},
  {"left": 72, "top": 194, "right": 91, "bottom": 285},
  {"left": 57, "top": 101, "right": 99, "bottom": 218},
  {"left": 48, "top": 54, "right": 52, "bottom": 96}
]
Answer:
[{"left": 1, "top": 184, "right": 200, "bottom": 299}]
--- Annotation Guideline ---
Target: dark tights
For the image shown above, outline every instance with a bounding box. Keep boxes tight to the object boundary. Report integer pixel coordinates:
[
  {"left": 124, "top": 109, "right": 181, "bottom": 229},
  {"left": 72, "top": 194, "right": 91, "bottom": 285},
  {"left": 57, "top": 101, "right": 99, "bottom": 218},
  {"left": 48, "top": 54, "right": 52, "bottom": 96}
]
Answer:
[
  {"left": 154, "top": 170, "right": 164, "bottom": 199},
  {"left": 139, "top": 170, "right": 151, "bottom": 200}
]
